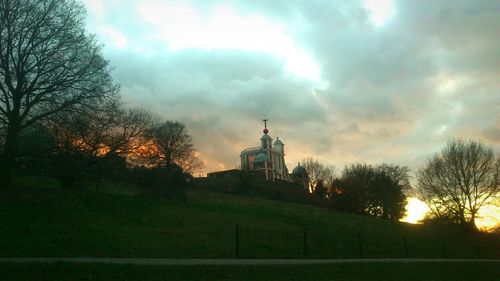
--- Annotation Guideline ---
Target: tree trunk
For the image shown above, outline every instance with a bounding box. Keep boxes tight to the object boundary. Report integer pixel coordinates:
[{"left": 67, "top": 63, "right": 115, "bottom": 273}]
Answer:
[
  {"left": 466, "top": 216, "right": 477, "bottom": 232},
  {"left": 0, "top": 150, "right": 14, "bottom": 187},
  {"left": 460, "top": 217, "right": 477, "bottom": 233},
  {"left": 0, "top": 120, "right": 21, "bottom": 186},
  {"left": 382, "top": 204, "right": 389, "bottom": 219}
]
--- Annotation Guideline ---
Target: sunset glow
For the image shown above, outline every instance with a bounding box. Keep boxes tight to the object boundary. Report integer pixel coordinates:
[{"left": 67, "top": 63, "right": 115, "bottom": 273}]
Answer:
[
  {"left": 476, "top": 204, "right": 500, "bottom": 231},
  {"left": 401, "top": 198, "right": 429, "bottom": 224},
  {"left": 402, "top": 198, "right": 500, "bottom": 232}
]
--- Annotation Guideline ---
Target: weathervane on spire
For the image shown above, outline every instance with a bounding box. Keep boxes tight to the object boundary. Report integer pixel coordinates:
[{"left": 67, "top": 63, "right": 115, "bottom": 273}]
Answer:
[{"left": 262, "top": 114, "right": 269, "bottom": 135}]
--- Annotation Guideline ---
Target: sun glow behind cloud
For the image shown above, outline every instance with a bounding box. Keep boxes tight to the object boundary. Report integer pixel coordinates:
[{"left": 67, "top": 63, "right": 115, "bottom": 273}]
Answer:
[
  {"left": 363, "top": 0, "right": 395, "bottom": 27},
  {"left": 138, "top": 2, "right": 324, "bottom": 84},
  {"left": 98, "top": 26, "right": 128, "bottom": 49}
]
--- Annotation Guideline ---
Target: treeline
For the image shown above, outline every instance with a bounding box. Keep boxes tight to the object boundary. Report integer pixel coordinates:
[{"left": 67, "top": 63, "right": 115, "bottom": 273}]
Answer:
[
  {"left": 15, "top": 103, "right": 202, "bottom": 193},
  {"left": 302, "top": 139, "right": 500, "bottom": 232},
  {"left": 302, "top": 159, "right": 409, "bottom": 221},
  {"left": 0, "top": 0, "right": 202, "bottom": 196}
]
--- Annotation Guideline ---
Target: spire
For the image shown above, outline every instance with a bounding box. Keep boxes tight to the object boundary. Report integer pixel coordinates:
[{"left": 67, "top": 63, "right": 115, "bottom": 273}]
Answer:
[
  {"left": 263, "top": 118, "right": 269, "bottom": 135},
  {"left": 260, "top": 118, "right": 272, "bottom": 149}
]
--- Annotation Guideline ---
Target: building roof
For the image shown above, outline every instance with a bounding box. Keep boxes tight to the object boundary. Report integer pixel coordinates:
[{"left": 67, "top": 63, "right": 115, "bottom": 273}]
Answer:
[
  {"left": 240, "top": 146, "right": 261, "bottom": 155},
  {"left": 274, "top": 137, "right": 284, "bottom": 146}
]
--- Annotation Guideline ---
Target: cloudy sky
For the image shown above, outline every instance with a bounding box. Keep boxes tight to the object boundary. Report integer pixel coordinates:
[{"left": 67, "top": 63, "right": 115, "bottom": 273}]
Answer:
[{"left": 83, "top": 0, "right": 499, "bottom": 175}]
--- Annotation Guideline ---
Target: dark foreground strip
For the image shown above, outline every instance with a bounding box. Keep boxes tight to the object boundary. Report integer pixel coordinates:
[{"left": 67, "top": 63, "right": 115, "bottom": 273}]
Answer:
[{"left": 0, "top": 258, "right": 499, "bottom": 265}]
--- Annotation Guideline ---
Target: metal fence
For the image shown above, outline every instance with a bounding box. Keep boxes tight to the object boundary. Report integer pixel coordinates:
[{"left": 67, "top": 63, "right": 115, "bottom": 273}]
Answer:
[{"left": 234, "top": 225, "right": 500, "bottom": 259}]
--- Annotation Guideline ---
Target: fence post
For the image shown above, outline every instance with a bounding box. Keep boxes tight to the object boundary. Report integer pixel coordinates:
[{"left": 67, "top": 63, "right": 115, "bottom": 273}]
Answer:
[
  {"left": 303, "top": 228, "right": 307, "bottom": 257},
  {"left": 358, "top": 231, "right": 363, "bottom": 258},
  {"left": 403, "top": 236, "right": 408, "bottom": 258},
  {"left": 236, "top": 224, "right": 240, "bottom": 258},
  {"left": 475, "top": 235, "right": 480, "bottom": 259},
  {"left": 442, "top": 237, "right": 447, "bottom": 258}
]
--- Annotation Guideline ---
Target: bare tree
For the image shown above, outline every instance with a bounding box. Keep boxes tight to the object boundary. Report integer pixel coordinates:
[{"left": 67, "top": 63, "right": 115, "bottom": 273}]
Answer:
[
  {"left": 416, "top": 139, "right": 500, "bottom": 230},
  {"left": 146, "top": 121, "right": 203, "bottom": 174},
  {"left": 0, "top": 0, "right": 117, "bottom": 184},
  {"left": 302, "top": 157, "right": 336, "bottom": 194}
]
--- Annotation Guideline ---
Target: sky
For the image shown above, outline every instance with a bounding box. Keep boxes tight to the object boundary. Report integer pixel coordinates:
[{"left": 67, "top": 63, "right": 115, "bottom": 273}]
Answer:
[{"left": 82, "top": 0, "right": 500, "bottom": 177}]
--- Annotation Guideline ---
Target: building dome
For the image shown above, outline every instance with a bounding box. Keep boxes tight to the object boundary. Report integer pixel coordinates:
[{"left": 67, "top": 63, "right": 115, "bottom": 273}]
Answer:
[
  {"left": 274, "top": 137, "right": 284, "bottom": 146},
  {"left": 260, "top": 134, "right": 272, "bottom": 141},
  {"left": 254, "top": 152, "right": 270, "bottom": 163},
  {"left": 292, "top": 164, "right": 307, "bottom": 177}
]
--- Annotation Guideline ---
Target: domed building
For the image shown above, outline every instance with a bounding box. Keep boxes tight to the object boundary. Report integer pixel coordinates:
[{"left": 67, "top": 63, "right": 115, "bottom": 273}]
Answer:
[
  {"left": 240, "top": 120, "right": 289, "bottom": 181},
  {"left": 291, "top": 163, "right": 309, "bottom": 190}
]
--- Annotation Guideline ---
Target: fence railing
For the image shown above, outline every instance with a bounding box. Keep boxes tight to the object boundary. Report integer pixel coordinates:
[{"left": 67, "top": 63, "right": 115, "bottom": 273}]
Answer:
[{"left": 234, "top": 225, "right": 500, "bottom": 259}]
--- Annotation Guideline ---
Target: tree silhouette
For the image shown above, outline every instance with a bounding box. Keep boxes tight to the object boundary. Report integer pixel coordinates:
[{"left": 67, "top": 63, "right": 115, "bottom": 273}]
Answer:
[
  {"left": 0, "top": 0, "right": 117, "bottom": 185},
  {"left": 50, "top": 103, "right": 152, "bottom": 189},
  {"left": 146, "top": 121, "right": 203, "bottom": 174},
  {"left": 416, "top": 139, "right": 500, "bottom": 231},
  {"left": 330, "top": 164, "right": 373, "bottom": 214},
  {"left": 372, "top": 164, "right": 410, "bottom": 220},
  {"left": 330, "top": 163, "right": 409, "bottom": 220}
]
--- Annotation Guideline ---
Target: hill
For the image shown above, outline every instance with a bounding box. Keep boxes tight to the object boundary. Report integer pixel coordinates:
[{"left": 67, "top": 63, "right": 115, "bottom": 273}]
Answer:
[{"left": 1, "top": 177, "right": 498, "bottom": 259}]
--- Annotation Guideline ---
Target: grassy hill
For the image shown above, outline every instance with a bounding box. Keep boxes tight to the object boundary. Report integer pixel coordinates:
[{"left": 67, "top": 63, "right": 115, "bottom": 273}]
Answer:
[{"left": 1, "top": 176, "right": 498, "bottom": 259}]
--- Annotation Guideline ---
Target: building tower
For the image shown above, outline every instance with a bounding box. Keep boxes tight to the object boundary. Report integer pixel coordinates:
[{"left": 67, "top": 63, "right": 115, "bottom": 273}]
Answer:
[{"left": 240, "top": 119, "right": 289, "bottom": 181}]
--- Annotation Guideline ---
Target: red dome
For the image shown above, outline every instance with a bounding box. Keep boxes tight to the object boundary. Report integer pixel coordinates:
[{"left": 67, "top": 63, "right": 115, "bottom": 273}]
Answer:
[{"left": 263, "top": 128, "right": 269, "bottom": 134}]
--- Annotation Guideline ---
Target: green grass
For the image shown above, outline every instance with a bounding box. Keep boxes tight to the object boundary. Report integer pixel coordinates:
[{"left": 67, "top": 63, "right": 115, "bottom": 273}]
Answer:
[
  {"left": 1, "top": 262, "right": 499, "bottom": 281},
  {"left": 1, "top": 177, "right": 499, "bottom": 259}
]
